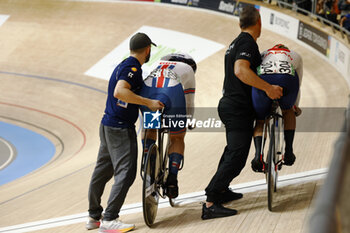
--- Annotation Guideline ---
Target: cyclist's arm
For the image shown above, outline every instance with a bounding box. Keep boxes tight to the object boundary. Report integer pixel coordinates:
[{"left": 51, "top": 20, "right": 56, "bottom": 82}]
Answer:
[
  {"left": 292, "top": 51, "right": 303, "bottom": 107},
  {"left": 178, "top": 65, "right": 196, "bottom": 120},
  {"left": 183, "top": 72, "right": 195, "bottom": 120},
  {"left": 234, "top": 59, "right": 283, "bottom": 100},
  {"left": 293, "top": 51, "right": 303, "bottom": 85}
]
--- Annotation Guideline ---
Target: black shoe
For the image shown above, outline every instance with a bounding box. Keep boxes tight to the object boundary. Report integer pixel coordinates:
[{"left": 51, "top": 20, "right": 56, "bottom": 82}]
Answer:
[
  {"left": 201, "top": 203, "right": 237, "bottom": 220},
  {"left": 283, "top": 152, "right": 296, "bottom": 166},
  {"left": 218, "top": 189, "right": 243, "bottom": 204},
  {"left": 166, "top": 173, "right": 178, "bottom": 198},
  {"left": 251, "top": 157, "right": 264, "bottom": 172}
]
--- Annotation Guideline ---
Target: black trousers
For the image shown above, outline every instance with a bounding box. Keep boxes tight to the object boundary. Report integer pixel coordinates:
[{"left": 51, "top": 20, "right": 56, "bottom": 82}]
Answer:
[{"left": 205, "top": 98, "right": 254, "bottom": 203}]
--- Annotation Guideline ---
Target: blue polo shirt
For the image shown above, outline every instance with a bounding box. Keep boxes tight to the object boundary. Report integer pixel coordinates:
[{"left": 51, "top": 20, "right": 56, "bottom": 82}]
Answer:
[{"left": 101, "top": 56, "right": 143, "bottom": 128}]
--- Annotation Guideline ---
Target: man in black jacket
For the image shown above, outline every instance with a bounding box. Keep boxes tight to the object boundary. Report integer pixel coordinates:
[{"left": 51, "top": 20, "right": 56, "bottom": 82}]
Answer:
[{"left": 202, "top": 5, "right": 283, "bottom": 220}]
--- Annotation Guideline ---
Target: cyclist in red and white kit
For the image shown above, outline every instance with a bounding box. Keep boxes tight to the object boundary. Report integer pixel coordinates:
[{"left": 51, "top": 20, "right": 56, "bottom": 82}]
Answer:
[{"left": 251, "top": 44, "right": 303, "bottom": 172}]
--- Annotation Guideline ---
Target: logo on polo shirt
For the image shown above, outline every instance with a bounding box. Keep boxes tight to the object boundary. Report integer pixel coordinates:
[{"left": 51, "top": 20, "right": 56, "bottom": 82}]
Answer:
[{"left": 240, "top": 52, "right": 251, "bottom": 57}]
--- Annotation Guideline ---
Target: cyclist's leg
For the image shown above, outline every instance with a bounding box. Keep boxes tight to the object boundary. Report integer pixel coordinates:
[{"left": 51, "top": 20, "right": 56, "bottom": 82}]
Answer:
[
  {"left": 168, "top": 131, "right": 185, "bottom": 173},
  {"left": 142, "top": 129, "right": 156, "bottom": 150},
  {"left": 278, "top": 73, "right": 299, "bottom": 165},
  {"left": 281, "top": 109, "right": 296, "bottom": 165},
  {"left": 168, "top": 130, "right": 185, "bottom": 173},
  {"left": 251, "top": 75, "right": 272, "bottom": 172},
  {"left": 165, "top": 130, "right": 185, "bottom": 198},
  {"left": 164, "top": 84, "right": 186, "bottom": 198},
  {"left": 252, "top": 119, "right": 265, "bottom": 172}
]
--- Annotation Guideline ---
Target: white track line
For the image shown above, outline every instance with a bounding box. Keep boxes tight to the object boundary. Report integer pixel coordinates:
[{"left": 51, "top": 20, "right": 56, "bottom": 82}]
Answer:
[
  {"left": 0, "top": 168, "right": 327, "bottom": 233},
  {"left": 0, "top": 137, "right": 15, "bottom": 170}
]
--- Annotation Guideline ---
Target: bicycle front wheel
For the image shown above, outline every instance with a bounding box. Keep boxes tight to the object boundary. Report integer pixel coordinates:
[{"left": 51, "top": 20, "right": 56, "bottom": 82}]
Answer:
[{"left": 142, "top": 143, "right": 161, "bottom": 227}]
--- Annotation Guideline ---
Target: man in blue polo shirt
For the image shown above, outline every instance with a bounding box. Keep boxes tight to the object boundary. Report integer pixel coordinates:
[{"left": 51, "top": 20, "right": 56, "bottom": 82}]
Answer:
[{"left": 86, "top": 32, "right": 164, "bottom": 233}]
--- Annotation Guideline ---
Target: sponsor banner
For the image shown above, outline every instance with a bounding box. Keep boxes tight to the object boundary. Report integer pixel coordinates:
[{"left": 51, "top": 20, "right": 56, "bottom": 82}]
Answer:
[
  {"left": 159, "top": 0, "right": 256, "bottom": 16},
  {"left": 160, "top": 0, "right": 191, "bottom": 6},
  {"left": 159, "top": 0, "right": 239, "bottom": 14},
  {"left": 85, "top": 25, "right": 224, "bottom": 80},
  {"left": 187, "top": 0, "right": 201, "bottom": 6},
  {"left": 260, "top": 6, "right": 299, "bottom": 40},
  {"left": 234, "top": 1, "right": 256, "bottom": 16},
  {"left": 328, "top": 36, "right": 350, "bottom": 85},
  {"left": 160, "top": 0, "right": 215, "bottom": 9},
  {"left": 194, "top": 0, "right": 220, "bottom": 11},
  {"left": 297, "top": 22, "right": 329, "bottom": 56},
  {"left": 217, "top": 0, "right": 237, "bottom": 15}
]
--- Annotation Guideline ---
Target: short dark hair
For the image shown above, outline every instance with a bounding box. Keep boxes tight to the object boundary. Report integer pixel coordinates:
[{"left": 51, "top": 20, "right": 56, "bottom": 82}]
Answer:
[
  {"left": 131, "top": 46, "right": 149, "bottom": 54},
  {"left": 239, "top": 6, "right": 260, "bottom": 29}
]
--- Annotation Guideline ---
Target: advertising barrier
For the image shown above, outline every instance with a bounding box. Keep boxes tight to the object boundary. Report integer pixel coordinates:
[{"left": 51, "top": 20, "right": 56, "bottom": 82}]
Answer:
[
  {"left": 297, "top": 21, "right": 330, "bottom": 56},
  {"left": 259, "top": 6, "right": 299, "bottom": 41},
  {"left": 329, "top": 37, "right": 350, "bottom": 85},
  {"left": 217, "top": 1, "right": 237, "bottom": 15}
]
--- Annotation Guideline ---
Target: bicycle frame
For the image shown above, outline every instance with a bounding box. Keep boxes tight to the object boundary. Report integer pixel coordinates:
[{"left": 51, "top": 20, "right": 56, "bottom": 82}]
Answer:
[
  {"left": 157, "top": 126, "right": 170, "bottom": 198},
  {"left": 261, "top": 101, "right": 285, "bottom": 173},
  {"left": 141, "top": 128, "right": 169, "bottom": 191}
]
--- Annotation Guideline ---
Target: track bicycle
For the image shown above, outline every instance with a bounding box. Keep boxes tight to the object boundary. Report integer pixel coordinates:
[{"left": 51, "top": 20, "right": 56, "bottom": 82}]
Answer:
[
  {"left": 140, "top": 113, "right": 183, "bottom": 227},
  {"left": 260, "top": 100, "right": 285, "bottom": 211}
]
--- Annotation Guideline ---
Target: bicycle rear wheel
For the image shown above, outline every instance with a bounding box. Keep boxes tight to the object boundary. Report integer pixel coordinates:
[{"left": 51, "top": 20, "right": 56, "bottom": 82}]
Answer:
[
  {"left": 142, "top": 143, "right": 161, "bottom": 227},
  {"left": 267, "top": 121, "right": 277, "bottom": 211}
]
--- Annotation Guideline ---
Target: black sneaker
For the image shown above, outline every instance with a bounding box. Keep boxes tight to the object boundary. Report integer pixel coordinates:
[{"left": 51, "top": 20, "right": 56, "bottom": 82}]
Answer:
[
  {"left": 166, "top": 173, "right": 178, "bottom": 198},
  {"left": 201, "top": 203, "right": 237, "bottom": 220},
  {"left": 284, "top": 152, "right": 296, "bottom": 166},
  {"left": 218, "top": 189, "right": 243, "bottom": 204},
  {"left": 251, "top": 157, "right": 264, "bottom": 172}
]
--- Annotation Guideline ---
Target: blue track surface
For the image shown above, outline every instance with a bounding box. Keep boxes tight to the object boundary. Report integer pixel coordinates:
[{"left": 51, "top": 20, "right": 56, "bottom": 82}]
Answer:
[{"left": 0, "top": 121, "right": 55, "bottom": 186}]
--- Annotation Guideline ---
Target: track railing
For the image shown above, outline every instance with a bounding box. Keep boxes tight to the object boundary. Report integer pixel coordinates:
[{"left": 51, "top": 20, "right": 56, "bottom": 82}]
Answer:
[{"left": 276, "top": 0, "right": 350, "bottom": 44}]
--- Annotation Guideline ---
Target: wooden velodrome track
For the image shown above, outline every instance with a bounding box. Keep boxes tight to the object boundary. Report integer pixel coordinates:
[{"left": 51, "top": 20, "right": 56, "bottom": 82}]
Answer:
[{"left": 0, "top": 0, "right": 349, "bottom": 232}]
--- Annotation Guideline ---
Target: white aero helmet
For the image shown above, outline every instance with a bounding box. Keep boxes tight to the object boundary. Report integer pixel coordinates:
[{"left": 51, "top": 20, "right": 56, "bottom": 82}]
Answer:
[{"left": 161, "top": 52, "right": 197, "bottom": 73}]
